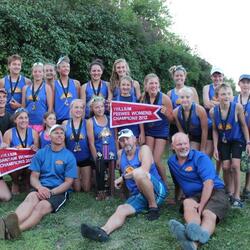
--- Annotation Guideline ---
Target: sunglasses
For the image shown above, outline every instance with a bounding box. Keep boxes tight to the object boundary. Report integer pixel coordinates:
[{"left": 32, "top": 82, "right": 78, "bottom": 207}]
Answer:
[
  {"left": 14, "top": 107, "right": 28, "bottom": 114},
  {"left": 33, "top": 62, "right": 44, "bottom": 67},
  {"left": 118, "top": 129, "right": 132, "bottom": 137}
]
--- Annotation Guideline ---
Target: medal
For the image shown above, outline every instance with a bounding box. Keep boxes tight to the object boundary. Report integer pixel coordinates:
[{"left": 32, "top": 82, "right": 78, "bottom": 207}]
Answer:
[
  {"left": 219, "top": 103, "right": 231, "bottom": 144},
  {"left": 73, "top": 142, "right": 81, "bottom": 152},
  {"left": 222, "top": 133, "right": 227, "bottom": 143},
  {"left": 64, "top": 99, "right": 69, "bottom": 106}
]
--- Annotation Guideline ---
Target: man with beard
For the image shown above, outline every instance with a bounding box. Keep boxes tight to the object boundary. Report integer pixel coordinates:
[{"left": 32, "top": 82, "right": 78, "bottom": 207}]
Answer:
[
  {"left": 168, "top": 132, "right": 229, "bottom": 250},
  {"left": 81, "top": 128, "right": 167, "bottom": 242}
]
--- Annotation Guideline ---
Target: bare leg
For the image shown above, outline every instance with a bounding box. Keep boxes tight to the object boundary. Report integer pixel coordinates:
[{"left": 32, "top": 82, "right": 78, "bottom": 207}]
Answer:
[
  {"left": 222, "top": 160, "right": 233, "bottom": 194},
  {"left": 183, "top": 198, "right": 201, "bottom": 225},
  {"left": 80, "top": 166, "right": 92, "bottom": 192},
  {"left": 244, "top": 173, "right": 250, "bottom": 190},
  {"left": 102, "top": 204, "right": 135, "bottom": 235},
  {"left": 205, "top": 140, "right": 213, "bottom": 157},
  {"left": 19, "top": 200, "right": 52, "bottom": 231},
  {"left": 15, "top": 192, "right": 40, "bottom": 224},
  {"left": 231, "top": 158, "right": 241, "bottom": 200},
  {"left": 10, "top": 171, "right": 21, "bottom": 194},
  {"left": 145, "top": 136, "right": 155, "bottom": 152},
  {"left": 153, "top": 139, "right": 167, "bottom": 184},
  {"left": 0, "top": 179, "right": 12, "bottom": 201},
  {"left": 200, "top": 209, "right": 217, "bottom": 236},
  {"left": 73, "top": 168, "right": 82, "bottom": 192}
]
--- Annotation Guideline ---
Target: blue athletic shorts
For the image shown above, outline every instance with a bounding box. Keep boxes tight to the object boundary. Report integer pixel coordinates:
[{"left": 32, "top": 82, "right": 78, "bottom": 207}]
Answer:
[{"left": 126, "top": 175, "right": 168, "bottom": 213}]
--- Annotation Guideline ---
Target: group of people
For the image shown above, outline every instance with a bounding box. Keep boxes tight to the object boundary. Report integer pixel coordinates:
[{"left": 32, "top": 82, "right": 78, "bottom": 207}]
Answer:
[{"left": 0, "top": 53, "right": 250, "bottom": 250}]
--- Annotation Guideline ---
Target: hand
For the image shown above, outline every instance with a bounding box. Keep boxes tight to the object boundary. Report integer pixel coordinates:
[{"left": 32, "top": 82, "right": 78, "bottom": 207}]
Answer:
[
  {"left": 160, "top": 105, "right": 166, "bottom": 114},
  {"left": 0, "top": 142, "right": 8, "bottom": 149},
  {"left": 37, "top": 186, "right": 51, "bottom": 200},
  {"left": 10, "top": 99, "right": 21, "bottom": 109},
  {"left": 213, "top": 149, "right": 219, "bottom": 161},
  {"left": 30, "top": 144, "right": 38, "bottom": 152},
  {"left": 124, "top": 171, "right": 133, "bottom": 180},
  {"left": 114, "top": 177, "right": 123, "bottom": 189},
  {"left": 246, "top": 144, "right": 250, "bottom": 155}
]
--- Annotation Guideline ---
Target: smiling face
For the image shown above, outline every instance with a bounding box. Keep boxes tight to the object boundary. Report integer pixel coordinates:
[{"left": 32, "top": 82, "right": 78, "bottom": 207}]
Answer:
[
  {"left": 217, "top": 86, "right": 232, "bottom": 105},
  {"left": 8, "top": 59, "right": 22, "bottom": 75},
  {"left": 92, "top": 100, "right": 105, "bottom": 117},
  {"left": 32, "top": 65, "right": 44, "bottom": 82},
  {"left": 173, "top": 69, "right": 186, "bottom": 88},
  {"left": 44, "top": 64, "right": 56, "bottom": 81},
  {"left": 146, "top": 77, "right": 160, "bottom": 95},
  {"left": 90, "top": 64, "right": 103, "bottom": 82},
  {"left": 50, "top": 128, "right": 65, "bottom": 146},
  {"left": 115, "top": 61, "right": 127, "bottom": 78},
  {"left": 15, "top": 112, "right": 29, "bottom": 129},
  {"left": 44, "top": 113, "right": 56, "bottom": 129},
  {"left": 172, "top": 133, "right": 190, "bottom": 159},
  {"left": 119, "top": 135, "right": 136, "bottom": 154},
  {"left": 120, "top": 79, "right": 132, "bottom": 96},
  {"left": 211, "top": 72, "right": 224, "bottom": 87},
  {"left": 71, "top": 100, "right": 84, "bottom": 118},
  {"left": 0, "top": 92, "right": 7, "bottom": 108},
  {"left": 58, "top": 61, "right": 70, "bottom": 77},
  {"left": 238, "top": 79, "right": 250, "bottom": 94}
]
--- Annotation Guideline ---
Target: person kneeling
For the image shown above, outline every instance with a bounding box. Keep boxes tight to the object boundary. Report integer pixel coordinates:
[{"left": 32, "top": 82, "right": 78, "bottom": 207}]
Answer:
[
  {"left": 0, "top": 125, "right": 77, "bottom": 240},
  {"left": 81, "top": 128, "right": 167, "bottom": 242}
]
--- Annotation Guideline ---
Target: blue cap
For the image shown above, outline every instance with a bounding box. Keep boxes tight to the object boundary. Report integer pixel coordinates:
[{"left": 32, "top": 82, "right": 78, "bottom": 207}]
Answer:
[{"left": 239, "top": 74, "right": 250, "bottom": 81}]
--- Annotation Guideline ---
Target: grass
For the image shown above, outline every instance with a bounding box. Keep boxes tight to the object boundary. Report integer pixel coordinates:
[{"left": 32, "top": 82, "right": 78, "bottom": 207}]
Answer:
[{"left": 1, "top": 153, "right": 250, "bottom": 250}]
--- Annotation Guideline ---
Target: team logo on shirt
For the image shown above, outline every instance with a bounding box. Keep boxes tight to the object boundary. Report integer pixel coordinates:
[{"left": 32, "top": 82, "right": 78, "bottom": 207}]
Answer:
[
  {"left": 176, "top": 98, "right": 181, "bottom": 105},
  {"left": 70, "top": 134, "right": 85, "bottom": 140},
  {"left": 55, "top": 160, "right": 64, "bottom": 165},
  {"left": 9, "top": 87, "right": 22, "bottom": 93},
  {"left": 218, "top": 123, "right": 232, "bottom": 130},
  {"left": 185, "top": 166, "right": 193, "bottom": 172},
  {"left": 60, "top": 92, "right": 73, "bottom": 99},
  {"left": 27, "top": 95, "right": 40, "bottom": 101},
  {"left": 125, "top": 166, "right": 134, "bottom": 174}
]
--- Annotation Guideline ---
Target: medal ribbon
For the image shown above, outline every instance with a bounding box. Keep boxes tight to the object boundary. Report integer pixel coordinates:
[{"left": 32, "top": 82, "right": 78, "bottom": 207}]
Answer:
[
  {"left": 16, "top": 128, "right": 28, "bottom": 148},
  {"left": 9, "top": 76, "right": 20, "bottom": 97},
  {"left": 71, "top": 119, "right": 83, "bottom": 143},
  {"left": 219, "top": 103, "right": 231, "bottom": 134},
  {"left": 240, "top": 94, "right": 250, "bottom": 115},
  {"left": 59, "top": 78, "right": 69, "bottom": 99},
  {"left": 91, "top": 80, "right": 101, "bottom": 96},
  {"left": 32, "top": 81, "right": 44, "bottom": 102},
  {"left": 181, "top": 103, "right": 193, "bottom": 135}
]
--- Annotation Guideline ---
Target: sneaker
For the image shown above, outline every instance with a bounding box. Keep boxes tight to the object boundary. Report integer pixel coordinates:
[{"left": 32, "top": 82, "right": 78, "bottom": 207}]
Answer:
[
  {"left": 3, "top": 213, "right": 21, "bottom": 239},
  {"left": 81, "top": 224, "right": 109, "bottom": 242},
  {"left": 0, "top": 218, "right": 6, "bottom": 240},
  {"left": 242, "top": 189, "right": 250, "bottom": 200},
  {"left": 146, "top": 207, "right": 160, "bottom": 221},
  {"left": 231, "top": 199, "right": 244, "bottom": 209}
]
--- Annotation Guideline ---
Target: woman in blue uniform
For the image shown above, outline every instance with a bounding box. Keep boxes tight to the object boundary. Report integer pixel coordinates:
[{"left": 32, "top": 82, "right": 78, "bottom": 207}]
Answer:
[
  {"left": 233, "top": 74, "right": 250, "bottom": 199},
  {"left": 0, "top": 54, "right": 31, "bottom": 114},
  {"left": 22, "top": 63, "right": 53, "bottom": 133},
  {"left": 142, "top": 73, "right": 173, "bottom": 184},
  {"left": 86, "top": 96, "right": 117, "bottom": 200},
  {"left": 39, "top": 111, "right": 56, "bottom": 148},
  {"left": 110, "top": 58, "right": 141, "bottom": 100},
  {"left": 113, "top": 75, "right": 145, "bottom": 145},
  {"left": 3, "top": 108, "right": 39, "bottom": 194},
  {"left": 167, "top": 65, "right": 199, "bottom": 138},
  {"left": 210, "top": 83, "right": 250, "bottom": 208},
  {"left": 54, "top": 56, "right": 80, "bottom": 124},
  {"left": 81, "top": 59, "right": 111, "bottom": 119},
  {"left": 173, "top": 87, "right": 213, "bottom": 156},
  {"left": 63, "top": 99, "right": 92, "bottom": 192}
]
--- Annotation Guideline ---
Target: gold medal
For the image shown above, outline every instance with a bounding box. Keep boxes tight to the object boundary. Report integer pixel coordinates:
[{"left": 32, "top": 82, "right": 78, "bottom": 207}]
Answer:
[
  {"left": 64, "top": 99, "right": 69, "bottom": 106},
  {"left": 73, "top": 142, "right": 81, "bottom": 152},
  {"left": 32, "top": 103, "right": 36, "bottom": 110}
]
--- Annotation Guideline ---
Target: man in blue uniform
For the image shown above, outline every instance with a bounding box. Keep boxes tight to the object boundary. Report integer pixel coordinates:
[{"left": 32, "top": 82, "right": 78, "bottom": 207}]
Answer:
[
  {"left": 0, "top": 125, "right": 77, "bottom": 240},
  {"left": 168, "top": 132, "right": 229, "bottom": 250},
  {"left": 81, "top": 128, "right": 167, "bottom": 242}
]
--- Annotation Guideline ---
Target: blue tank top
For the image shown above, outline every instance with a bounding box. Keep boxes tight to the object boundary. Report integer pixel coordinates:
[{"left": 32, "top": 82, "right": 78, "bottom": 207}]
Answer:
[
  {"left": 170, "top": 89, "right": 181, "bottom": 109},
  {"left": 113, "top": 82, "right": 137, "bottom": 100},
  {"left": 208, "top": 83, "right": 216, "bottom": 101},
  {"left": 4, "top": 75, "right": 26, "bottom": 114},
  {"left": 25, "top": 82, "right": 47, "bottom": 125},
  {"left": 233, "top": 95, "right": 250, "bottom": 127},
  {"left": 120, "top": 146, "right": 162, "bottom": 195},
  {"left": 92, "top": 116, "right": 117, "bottom": 158},
  {"left": 144, "top": 92, "right": 169, "bottom": 138},
  {"left": 65, "top": 119, "right": 91, "bottom": 162},
  {"left": 85, "top": 80, "right": 109, "bottom": 118},
  {"left": 39, "top": 130, "right": 51, "bottom": 148},
  {"left": 54, "top": 79, "right": 78, "bottom": 121},
  {"left": 214, "top": 102, "right": 244, "bottom": 143},
  {"left": 113, "top": 94, "right": 140, "bottom": 137},
  {"left": 10, "top": 127, "right": 34, "bottom": 148}
]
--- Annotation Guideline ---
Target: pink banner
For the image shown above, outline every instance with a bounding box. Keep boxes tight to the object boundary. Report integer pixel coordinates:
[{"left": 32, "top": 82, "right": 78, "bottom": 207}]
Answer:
[
  {"left": 110, "top": 101, "right": 161, "bottom": 128},
  {"left": 0, "top": 148, "right": 36, "bottom": 177}
]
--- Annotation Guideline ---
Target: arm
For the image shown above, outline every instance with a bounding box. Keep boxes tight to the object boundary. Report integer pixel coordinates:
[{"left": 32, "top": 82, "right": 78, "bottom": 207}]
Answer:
[
  {"left": 237, "top": 104, "right": 250, "bottom": 154},
  {"left": 0, "top": 78, "right": 4, "bottom": 88},
  {"left": 197, "top": 105, "right": 208, "bottom": 153},
  {"left": 50, "top": 177, "right": 74, "bottom": 195},
  {"left": 74, "top": 79, "right": 81, "bottom": 98},
  {"left": 3, "top": 129, "right": 11, "bottom": 147},
  {"left": 133, "top": 80, "right": 141, "bottom": 101},
  {"left": 209, "top": 108, "right": 219, "bottom": 161},
  {"left": 106, "top": 81, "right": 113, "bottom": 101},
  {"left": 21, "top": 85, "right": 27, "bottom": 108},
  {"left": 31, "top": 130, "right": 39, "bottom": 150},
  {"left": 80, "top": 84, "right": 87, "bottom": 106},
  {"left": 197, "top": 179, "right": 214, "bottom": 215},
  {"left": 46, "top": 84, "right": 54, "bottom": 112},
  {"left": 86, "top": 118, "right": 97, "bottom": 161},
  {"left": 138, "top": 123, "right": 145, "bottom": 145},
  {"left": 191, "top": 87, "right": 199, "bottom": 104},
  {"left": 162, "top": 93, "right": 174, "bottom": 123},
  {"left": 25, "top": 77, "right": 32, "bottom": 86}
]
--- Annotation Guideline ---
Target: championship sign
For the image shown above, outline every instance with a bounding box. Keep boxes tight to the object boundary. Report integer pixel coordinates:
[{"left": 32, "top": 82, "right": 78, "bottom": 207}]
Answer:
[
  {"left": 110, "top": 101, "right": 161, "bottom": 128},
  {"left": 0, "top": 148, "right": 36, "bottom": 177}
]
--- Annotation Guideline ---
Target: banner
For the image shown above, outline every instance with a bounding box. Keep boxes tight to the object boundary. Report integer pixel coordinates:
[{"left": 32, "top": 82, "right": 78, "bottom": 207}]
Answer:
[
  {"left": 0, "top": 148, "right": 36, "bottom": 177},
  {"left": 110, "top": 101, "right": 161, "bottom": 128}
]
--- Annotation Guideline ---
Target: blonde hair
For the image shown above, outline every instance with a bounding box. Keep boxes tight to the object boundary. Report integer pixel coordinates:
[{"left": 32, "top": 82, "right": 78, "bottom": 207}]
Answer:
[
  {"left": 215, "top": 83, "right": 232, "bottom": 97},
  {"left": 110, "top": 58, "right": 130, "bottom": 91},
  {"left": 119, "top": 76, "right": 133, "bottom": 86},
  {"left": 178, "top": 86, "right": 193, "bottom": 97},
  {"left": 69, "top": 99, "right": 85, "bottom": 118},
  {"left": 143, "top": 73, "right": 159, "bottom": 90}
]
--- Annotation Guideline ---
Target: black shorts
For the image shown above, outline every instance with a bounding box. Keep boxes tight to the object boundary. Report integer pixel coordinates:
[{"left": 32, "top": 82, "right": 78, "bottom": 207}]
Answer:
[
  {"left": 48, "top": 192, "right": 69, "bottom": 213},
  {"left": 77, "top": 159, "right": 94, "bottom": 168},
  {"left": 180, "top": 189, "right": 230, "bottom": 222},
  {"left": 145, "top": 134, "right": 168, "bottom": 140},
  {"left": 218, "top": 141, "right": 245, "bottom": 161},
  {"left": 189, "top": 129, "right": 213, "bottom": 143},
  {"left": 170, "top": 124, "right": 179, "bottom": 137}
]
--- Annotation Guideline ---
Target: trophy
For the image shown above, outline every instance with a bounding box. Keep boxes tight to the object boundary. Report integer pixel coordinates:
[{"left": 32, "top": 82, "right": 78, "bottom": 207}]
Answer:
[{"left": 99, "top": 127, "right": 112, "bottom": 160}]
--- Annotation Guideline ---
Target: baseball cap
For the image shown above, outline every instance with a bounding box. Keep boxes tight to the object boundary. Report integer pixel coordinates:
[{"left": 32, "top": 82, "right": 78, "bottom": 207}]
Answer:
[
  {"left": 239, "top": 74, "right": 250, "bottom": 81},
  {"left": 118, "top": 129, "right": 134, "bottom": 141},
  {"left": 49, "top": 124, "right": 65, "bottom": 135},
  {"left": 0, "top": 88, "right": 7, "bottom": 94},
  {"left": 210, "top": 67, "right": 224, "bottom": 75}
]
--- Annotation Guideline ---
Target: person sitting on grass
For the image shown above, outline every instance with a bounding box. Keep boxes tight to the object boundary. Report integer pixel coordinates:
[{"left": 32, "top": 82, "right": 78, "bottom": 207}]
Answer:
[
  {"left": 168, "top": 132, "right": 230, "bottom": 250},
  {"left": 81, "top": 128, "right": 167, "bottom": 242},
  {"left": 0, "top": 124, "right": 77, "bottom": 240}
]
